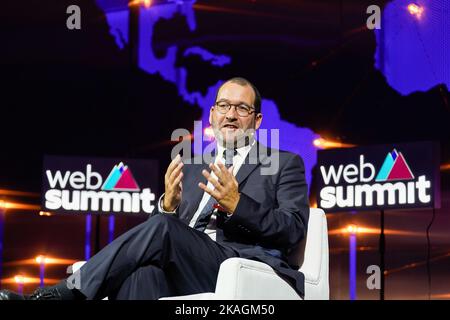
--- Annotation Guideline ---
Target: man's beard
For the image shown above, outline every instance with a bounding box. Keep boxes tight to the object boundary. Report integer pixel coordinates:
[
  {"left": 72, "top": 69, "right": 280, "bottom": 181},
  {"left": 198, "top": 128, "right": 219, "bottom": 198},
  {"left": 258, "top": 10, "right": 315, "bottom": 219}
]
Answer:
[{"left": 213, "top": 125, "right": 256, "bottom": 149}]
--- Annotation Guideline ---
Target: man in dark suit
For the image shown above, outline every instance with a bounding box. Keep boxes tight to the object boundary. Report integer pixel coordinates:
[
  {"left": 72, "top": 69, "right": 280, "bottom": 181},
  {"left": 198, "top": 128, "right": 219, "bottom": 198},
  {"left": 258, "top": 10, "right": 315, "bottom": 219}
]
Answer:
[{"left": 0, "top": 77, "right": 309, "bottom": 300}]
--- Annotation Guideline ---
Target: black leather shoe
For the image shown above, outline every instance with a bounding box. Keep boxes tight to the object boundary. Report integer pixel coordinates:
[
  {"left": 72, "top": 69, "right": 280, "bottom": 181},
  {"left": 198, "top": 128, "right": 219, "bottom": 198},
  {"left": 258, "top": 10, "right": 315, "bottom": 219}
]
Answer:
[
  {"left": 0, "top": 290, "right": 27, "bottom": 300},
  {"left": 28, "top": 287, "right": 63, "bottom": 300},
  {"left": 0, "top": 287, "right": 65, "bottom": 300}
]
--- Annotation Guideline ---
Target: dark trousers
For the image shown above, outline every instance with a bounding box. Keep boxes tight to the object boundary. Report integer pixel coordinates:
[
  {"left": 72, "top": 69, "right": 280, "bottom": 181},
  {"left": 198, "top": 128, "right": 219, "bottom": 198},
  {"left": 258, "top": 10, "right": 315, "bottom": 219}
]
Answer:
[{"left": 78, "top": 213, "right": 239, "bottom": 300}]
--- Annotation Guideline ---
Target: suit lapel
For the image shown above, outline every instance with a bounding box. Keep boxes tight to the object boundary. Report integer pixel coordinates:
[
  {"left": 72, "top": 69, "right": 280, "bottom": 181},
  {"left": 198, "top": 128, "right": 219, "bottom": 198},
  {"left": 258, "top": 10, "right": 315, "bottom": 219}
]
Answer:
[
  {"left": 235, "top": 162, "right": 259, "bottom": 185},
  {"left": 187, "top": 162, "right": 208, "bottom": 205},
  {"left": 182, "top": 155, "right": 211, "bottom": 222},
  {"left": 235, "top": 142, "right": 268, "bottom": 185}
]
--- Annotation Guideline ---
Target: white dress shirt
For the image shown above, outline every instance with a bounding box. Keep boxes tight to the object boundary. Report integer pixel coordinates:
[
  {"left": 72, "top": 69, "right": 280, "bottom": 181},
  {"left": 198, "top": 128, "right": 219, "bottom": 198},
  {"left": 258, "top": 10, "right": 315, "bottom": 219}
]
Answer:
[{"left": 158, "top": 140, "right": 255, "bottom": 241}]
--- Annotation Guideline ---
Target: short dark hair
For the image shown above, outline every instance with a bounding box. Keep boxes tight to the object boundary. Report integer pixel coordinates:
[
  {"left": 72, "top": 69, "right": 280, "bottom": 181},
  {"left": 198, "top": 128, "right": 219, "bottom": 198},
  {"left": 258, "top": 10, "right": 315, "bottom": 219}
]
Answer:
[{"left": 215, "top": 77, "right": 261, "bottom": 114}]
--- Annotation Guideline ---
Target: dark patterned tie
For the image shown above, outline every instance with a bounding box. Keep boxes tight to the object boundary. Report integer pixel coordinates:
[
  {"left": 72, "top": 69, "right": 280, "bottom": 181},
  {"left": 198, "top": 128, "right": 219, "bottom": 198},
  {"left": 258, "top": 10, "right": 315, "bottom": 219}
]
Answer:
[{"left": 194, "top": 149, "right": 236, "bottom": 232}]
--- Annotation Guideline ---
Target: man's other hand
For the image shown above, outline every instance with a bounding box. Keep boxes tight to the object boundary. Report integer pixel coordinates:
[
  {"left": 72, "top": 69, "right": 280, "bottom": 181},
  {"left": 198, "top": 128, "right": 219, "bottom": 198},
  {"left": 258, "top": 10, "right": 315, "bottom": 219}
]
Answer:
[
  {"left": 163, "top": 154, "right": 184, "bottom": 212},
  {"left": 199, "top": 163, "right": 240, "bottom": 214}
]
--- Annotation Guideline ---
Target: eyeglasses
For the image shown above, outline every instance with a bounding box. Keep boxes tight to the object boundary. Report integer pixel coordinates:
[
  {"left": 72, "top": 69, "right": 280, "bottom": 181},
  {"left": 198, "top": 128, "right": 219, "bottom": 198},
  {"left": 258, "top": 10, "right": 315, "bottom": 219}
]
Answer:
[{"left": 214, "top": 101, "right": 256, "bottom": 117}]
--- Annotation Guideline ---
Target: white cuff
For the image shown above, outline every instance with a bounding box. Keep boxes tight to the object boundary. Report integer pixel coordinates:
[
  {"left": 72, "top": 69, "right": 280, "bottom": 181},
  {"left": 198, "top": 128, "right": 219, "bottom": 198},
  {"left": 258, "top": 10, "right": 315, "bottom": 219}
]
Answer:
[{"left": 158, "top": 193, "right": 178, "bottom": 214}]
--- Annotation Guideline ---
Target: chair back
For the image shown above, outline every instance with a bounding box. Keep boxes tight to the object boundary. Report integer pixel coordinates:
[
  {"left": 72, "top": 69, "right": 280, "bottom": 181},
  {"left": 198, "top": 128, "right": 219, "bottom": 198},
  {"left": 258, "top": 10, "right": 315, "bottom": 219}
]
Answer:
[{"left": 287, "top": 208, "right": 329, "bottom": 299}]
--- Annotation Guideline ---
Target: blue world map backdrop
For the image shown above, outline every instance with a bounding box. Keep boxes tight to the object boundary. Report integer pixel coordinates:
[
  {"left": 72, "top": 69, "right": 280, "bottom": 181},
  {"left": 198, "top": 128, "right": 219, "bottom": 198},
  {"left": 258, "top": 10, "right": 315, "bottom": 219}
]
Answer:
[
  {"left": 96, "top": 0, "right": 321, "bottom": 188},
  {"left": 374, "top": 0, "right": 449, "bottom": 95},
  {"left": 95, "top": 0, "right": 449, "bottom": 190}
]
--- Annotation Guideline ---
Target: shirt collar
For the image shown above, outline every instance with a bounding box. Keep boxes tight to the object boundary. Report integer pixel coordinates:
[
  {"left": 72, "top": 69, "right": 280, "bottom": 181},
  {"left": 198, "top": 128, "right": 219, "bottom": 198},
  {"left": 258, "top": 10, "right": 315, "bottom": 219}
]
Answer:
[{"left": 217, "top": 139, "right": 256, "bottom": 159}]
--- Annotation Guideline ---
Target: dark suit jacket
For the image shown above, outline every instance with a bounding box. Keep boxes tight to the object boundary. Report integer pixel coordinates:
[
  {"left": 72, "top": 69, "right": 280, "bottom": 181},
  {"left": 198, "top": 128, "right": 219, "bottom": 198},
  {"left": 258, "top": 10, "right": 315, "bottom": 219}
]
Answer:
[{"left": 157, "top": 142, "right": 310, "bottom": 298}]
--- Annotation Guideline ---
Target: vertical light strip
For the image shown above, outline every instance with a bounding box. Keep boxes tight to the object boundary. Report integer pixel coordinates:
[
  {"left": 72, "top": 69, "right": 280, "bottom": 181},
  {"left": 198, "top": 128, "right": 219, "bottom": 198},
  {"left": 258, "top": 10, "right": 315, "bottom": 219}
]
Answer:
[
  {"left": 349, "top": 233, "right": 357, "bottom": 300},
  {"left": 108, "top": 215, "right": 115, "bottom": 244},
  {"left": 39, "top": 262, "right": 45, "bottom": 288},
  {"left": 85, "top": 214, "right": 92, "bottom": 260},
  {"left": 17, "top": 282, "right": 23, "bottom": 295},
  {"left": 0, "top": 209, "right": 4, "bottom": 289}
]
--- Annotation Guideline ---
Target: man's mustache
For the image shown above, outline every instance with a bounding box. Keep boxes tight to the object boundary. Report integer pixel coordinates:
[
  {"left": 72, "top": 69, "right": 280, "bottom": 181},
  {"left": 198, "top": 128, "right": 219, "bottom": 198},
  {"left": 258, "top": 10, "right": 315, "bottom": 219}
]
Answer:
[{"left": 221, "top": 123, "right": 239, "bottom": 129}]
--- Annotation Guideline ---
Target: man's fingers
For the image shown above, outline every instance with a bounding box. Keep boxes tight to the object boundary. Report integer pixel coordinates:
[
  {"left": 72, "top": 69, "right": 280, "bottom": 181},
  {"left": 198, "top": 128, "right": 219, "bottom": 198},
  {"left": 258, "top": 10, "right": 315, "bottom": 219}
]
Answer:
[
  {"left": 216, "top": 162, "right": 233, "bottom": 181},
  {"left": 227, "top": 165, "right": 238, "bottom": 185},
  {"left": 165, "top": 154, "right": 181, "bottom": 179},
  {"left": 168, "top": 161, "right": 184, "bottom": 183},
  {"left": 167, "top": 154, "right": 180, "bottom": 172},
  {"left": 202, "top": 169, "right": 222, "bottom": 191},
  {"left": 173, "top": 171, "right": 183, "bottom": 188},
  {"left": 198, "top": 182, "right": 219, "bottom": 199},
  {"left": 216, "top": 162, "right": 230, "bottom": 175},
  {"left": 209, "top": 163, "right": 224, "bottom": 180}
]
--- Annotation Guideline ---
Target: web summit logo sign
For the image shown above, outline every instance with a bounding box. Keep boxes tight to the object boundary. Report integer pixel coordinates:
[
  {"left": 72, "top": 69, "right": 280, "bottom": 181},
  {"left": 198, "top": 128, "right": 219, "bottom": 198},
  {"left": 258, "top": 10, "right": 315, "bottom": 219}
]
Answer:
[
  {"left": 102, "top": 162, "right": 140, "bottom": 191},
  {"left": 316, "top": 142, "right": 440, "bottom": 212},
  {"left": 375, "top": 149, "right": 414, "bottom": 182},
  {"left": 42, "top": 156, "right": 158, "bottom": 215}
]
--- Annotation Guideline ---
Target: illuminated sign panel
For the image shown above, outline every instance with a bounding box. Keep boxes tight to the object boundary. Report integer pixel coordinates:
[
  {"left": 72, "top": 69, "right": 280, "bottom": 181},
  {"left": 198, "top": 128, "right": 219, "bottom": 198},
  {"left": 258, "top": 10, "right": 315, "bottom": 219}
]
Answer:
[
  {"left": 42, "top": 156, "right": 159, "bottom": 215},
  {"left": 316, "top": 142, "right": 440, "bottom": 212}
]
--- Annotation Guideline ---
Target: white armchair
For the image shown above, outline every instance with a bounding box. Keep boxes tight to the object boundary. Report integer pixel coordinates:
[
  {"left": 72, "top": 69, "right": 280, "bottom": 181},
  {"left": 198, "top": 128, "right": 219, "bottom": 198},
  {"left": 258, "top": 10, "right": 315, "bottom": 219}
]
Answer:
[
  {"left": 160, "top": 208, "right": 329, "bottom": 300},
  {"left": 72, "top": 208, "right": 329, "bottom": 300}
]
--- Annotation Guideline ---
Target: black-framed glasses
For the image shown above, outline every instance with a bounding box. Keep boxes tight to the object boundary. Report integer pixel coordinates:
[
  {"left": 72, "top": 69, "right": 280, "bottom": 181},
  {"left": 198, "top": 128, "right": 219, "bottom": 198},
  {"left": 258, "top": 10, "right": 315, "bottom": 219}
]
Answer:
[{"left": 214, "top": 101, "right": 255, "bottom": 117}]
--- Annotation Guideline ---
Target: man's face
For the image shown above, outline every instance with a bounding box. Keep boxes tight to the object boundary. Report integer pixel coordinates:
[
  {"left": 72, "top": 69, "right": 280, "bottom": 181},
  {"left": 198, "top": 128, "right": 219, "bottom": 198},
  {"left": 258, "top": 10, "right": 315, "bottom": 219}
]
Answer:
[{"left": 209, "top": 82, "right": 263, "bottom": 147}]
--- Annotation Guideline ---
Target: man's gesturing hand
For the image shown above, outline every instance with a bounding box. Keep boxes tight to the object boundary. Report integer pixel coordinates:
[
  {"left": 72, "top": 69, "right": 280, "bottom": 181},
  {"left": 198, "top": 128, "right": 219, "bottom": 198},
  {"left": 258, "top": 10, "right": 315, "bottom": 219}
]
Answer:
[
  {"left": 163, "top": 154, "right": 184, "bottom": 212},
  {"left": 198, "top": 163, "right": 240, "bottom": 214}
]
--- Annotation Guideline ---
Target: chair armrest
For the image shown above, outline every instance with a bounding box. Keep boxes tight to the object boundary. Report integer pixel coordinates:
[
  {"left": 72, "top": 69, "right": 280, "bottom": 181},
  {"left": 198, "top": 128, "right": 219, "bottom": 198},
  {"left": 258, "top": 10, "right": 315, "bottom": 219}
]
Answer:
[
  {"left": 159, "top": 293, "right": 216, "bottom": 300},
  {"left": 214, "top": 258, "right": 302, "bottom": 300},
  {"left": 299, "top": 208, "right": 330, "bottom": 300}
]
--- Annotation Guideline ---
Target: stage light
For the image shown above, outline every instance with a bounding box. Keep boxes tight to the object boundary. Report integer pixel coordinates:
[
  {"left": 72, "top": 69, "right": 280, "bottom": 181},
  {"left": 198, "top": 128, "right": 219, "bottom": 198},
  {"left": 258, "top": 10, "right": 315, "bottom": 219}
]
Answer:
[
  {"left": 432, "top": 293, "right": 450, "bottom": 299},
  {"left": 441, "top": 163, "right": 450, "bottom": 171},
  {"left": 313, "top": 137, "right": 356, "bottom": 149},
  {"left": 0, "top": 201, "right": 40, "bottom": 211},
  {"left": 346, "top": 224, "right": 359, "bottom": 235},
  {"left": 407, "top": 3, "right": 423, "bottom": 18},
  {"left": 35, "top": 255, "right": 48, "bottom": 288},
  {"left": 1, "top": 276, "right": 59, "bottom": 285},
  {"left": 39, "top": 211, "right": 52, "bottom": 216},
  {"left": 14, "top": 275, "right": 26, "bottom": 284},
  {"left": 128, "top": 0, "right": 152, "bottom": 8},
  {"left": 329, "top": 225, "right": 376, "bottom": 236},
  {"left": 38, "top": 257, "right": 76, "bottom": 265},
  {"left": 35, "top": 255, "right": 49, "bottom": 264},
  {"left": 204, "top": 126, "right": 215, "bottom": 140},
  {"left": 15, "top": 275, "right": 26, "bottom": 294},
  {"left": 3, "top": 256, "right": 77, "bottom": 267},
  {"left": 329, "top": 225, "right": 425, "bottom": 237},
  {"left": 313, "top": 138, "right": 322, "bottom": 147}
]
